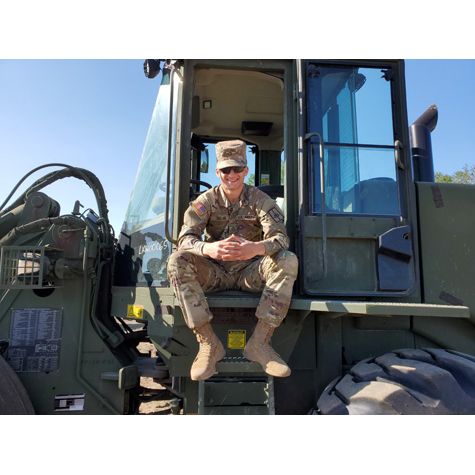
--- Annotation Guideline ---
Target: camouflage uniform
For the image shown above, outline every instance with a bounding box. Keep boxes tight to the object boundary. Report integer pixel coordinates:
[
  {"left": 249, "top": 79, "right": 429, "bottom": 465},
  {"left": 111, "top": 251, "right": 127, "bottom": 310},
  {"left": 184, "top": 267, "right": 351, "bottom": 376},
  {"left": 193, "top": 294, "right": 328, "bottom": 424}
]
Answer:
[{"left": 167, "top": 183, "right": 298, "bottom": 329}]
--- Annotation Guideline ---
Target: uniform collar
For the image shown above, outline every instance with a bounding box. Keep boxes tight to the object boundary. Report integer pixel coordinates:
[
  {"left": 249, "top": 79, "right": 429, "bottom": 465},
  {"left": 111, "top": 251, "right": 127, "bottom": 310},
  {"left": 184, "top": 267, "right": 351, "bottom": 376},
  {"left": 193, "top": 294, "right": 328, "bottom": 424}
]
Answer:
[{"left": 217, "top": 184, "right": 250, "bottom": 208}]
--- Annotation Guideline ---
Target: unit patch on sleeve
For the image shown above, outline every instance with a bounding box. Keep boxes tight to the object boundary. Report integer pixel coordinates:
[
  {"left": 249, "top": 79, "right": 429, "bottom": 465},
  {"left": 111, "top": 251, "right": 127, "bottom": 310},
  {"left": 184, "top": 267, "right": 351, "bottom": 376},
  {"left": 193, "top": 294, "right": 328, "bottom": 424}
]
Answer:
[
  {"left": 193, "top": 201, "right": 207, "bottom": 216},
  {"left": 268, "top": 206, "right": 284, "bottom": 223}
]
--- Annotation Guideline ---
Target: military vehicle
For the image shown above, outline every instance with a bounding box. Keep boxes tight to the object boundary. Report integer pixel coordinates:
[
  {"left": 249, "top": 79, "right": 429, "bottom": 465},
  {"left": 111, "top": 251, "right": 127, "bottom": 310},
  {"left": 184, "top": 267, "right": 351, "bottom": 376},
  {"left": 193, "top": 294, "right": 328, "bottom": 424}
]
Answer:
[{"left": 1, "top": 59, "right": 475, "bottom": 415}]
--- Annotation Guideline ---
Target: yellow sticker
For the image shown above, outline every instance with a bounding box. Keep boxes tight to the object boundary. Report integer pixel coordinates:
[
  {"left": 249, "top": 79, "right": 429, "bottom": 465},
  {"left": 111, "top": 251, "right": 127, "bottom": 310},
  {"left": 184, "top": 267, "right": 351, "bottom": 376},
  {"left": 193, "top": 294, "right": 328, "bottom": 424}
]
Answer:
[
  {"left": 227, "top": 329, "right": 246, "bottom": 349},
  {"left": 127, "top": 305, "right": 143, "bottom": 319}
]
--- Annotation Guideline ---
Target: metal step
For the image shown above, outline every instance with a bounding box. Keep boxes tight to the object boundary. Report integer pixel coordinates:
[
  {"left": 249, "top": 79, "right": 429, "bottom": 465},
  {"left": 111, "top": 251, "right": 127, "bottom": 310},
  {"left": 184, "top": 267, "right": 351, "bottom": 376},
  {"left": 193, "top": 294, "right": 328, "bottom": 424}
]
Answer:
[
  {"left": 134, "top": 356, "right": 169, "bottom": 379},
  {"left": 215, "top": 356, "right": 264, "bottom": 374},
  {"left": 198, "top": 371, "right": 275, "bottom": 415}
]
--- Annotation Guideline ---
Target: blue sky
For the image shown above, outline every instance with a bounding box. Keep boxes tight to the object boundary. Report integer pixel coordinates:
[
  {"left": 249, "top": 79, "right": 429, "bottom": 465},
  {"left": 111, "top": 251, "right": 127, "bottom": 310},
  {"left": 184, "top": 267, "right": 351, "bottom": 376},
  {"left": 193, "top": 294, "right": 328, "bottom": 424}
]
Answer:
[{"left": 0, "top": 59, "right": 474, "bottom": 233}]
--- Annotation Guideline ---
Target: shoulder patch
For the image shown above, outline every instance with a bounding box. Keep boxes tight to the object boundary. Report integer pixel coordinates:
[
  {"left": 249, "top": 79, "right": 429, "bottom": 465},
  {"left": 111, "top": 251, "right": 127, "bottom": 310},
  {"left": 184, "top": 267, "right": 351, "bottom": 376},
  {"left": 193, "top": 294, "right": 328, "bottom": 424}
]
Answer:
[
  {"left": 192, "top": 201, "right": 207, "bottom": 216},
  {"left": 268, "top": 206, "right": 284, "bottom": 223}
]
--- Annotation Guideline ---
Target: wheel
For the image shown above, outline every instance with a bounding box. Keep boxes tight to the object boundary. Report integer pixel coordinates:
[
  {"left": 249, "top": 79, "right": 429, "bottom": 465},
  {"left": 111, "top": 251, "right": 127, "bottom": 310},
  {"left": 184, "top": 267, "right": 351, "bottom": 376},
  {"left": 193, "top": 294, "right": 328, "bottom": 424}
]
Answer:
[
  {"left": 0, "top": 354, "right": 35, "bottom": 414},
  {"left": 316, "top": 348, "right": 475, "bottom": 415}
]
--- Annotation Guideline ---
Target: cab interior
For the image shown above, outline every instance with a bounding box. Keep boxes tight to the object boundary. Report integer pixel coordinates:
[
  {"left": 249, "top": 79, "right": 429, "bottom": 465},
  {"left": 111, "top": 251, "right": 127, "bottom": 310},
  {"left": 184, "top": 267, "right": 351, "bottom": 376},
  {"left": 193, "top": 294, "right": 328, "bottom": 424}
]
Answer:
[{"left": 188, "top": 65, "right": 287, "bottom": 204}]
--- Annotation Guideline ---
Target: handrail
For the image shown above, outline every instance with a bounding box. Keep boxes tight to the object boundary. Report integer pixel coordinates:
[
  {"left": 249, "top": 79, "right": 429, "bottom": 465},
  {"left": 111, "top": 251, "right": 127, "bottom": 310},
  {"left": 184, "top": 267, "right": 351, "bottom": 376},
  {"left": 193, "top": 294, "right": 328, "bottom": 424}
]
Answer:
[
  {"left": 395, "top": 140, "right": 404, "bottom": 170},
  {"left": 304, "top": 132, "right": 327, "bottom": 280},
  {"left": 164, "top": 69, "right": 178, "bottom": 245}
]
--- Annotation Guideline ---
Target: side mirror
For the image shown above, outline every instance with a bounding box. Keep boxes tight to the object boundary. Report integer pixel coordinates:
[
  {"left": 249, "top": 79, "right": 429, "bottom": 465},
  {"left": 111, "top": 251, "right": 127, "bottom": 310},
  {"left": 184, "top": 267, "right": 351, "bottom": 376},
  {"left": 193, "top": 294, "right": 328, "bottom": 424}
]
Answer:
[{"left": 201, "top": 149, "right": 209, "bottom": 174}]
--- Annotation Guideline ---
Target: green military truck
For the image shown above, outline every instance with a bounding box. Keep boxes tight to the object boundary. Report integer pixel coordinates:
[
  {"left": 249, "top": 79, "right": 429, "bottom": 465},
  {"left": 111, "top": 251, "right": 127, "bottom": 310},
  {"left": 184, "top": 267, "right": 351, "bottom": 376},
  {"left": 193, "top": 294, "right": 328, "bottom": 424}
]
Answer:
[{"left": 1, "top": 59, "right": 474, "bottom": 415}]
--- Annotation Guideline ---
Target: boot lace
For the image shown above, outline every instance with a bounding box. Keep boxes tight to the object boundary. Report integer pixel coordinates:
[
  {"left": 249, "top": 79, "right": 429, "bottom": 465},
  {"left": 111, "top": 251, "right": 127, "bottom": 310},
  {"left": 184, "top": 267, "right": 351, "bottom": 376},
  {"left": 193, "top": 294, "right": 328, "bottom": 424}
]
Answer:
[
  {"left": 194, "top": 331, "right": 215, "bottom": 358},
  {"left": 259, "top": 329, "right": 284, "bottom": 363}
]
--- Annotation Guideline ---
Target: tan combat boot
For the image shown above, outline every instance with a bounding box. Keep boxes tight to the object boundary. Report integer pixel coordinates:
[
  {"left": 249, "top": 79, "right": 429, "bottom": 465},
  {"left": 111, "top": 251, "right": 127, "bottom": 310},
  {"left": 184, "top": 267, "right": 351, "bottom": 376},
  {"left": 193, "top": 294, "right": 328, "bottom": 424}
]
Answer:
[
  {"left": 243, "top": 320, "right": 291, "bottom": 378},
  {"left": 190, "top": 322, "right": 226, "bottom": 381}
]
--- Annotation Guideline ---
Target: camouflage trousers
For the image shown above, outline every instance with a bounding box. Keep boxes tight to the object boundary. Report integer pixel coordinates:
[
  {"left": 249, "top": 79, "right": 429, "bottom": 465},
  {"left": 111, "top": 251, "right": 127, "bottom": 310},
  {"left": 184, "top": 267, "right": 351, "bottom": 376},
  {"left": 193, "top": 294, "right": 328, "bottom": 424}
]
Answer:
[{"left": 167, "top": 250, "right": 298, "bottom": 329}]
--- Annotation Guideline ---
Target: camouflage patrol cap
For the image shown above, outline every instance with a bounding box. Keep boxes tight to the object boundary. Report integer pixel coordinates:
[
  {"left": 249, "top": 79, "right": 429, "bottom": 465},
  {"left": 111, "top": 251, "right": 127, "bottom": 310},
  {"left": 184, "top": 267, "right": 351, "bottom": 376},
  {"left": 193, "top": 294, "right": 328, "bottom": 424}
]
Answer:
[{"left": 215, "top": 140, "right": 247, "bottom": 169}]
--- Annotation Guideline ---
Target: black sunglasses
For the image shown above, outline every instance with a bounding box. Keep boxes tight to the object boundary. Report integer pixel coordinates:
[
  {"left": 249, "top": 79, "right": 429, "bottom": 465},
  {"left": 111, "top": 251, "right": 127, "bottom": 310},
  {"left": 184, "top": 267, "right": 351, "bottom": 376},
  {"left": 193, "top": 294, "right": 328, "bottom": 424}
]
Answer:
[{"left": 220, "top": 166, "right": 246, "bottom": 174}]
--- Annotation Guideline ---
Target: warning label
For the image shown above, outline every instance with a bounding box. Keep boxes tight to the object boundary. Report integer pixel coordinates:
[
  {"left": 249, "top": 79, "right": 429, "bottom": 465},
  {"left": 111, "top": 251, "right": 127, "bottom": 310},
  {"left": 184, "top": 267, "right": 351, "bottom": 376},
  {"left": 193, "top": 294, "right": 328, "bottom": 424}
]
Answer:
[
  {"left": 127, "top": 305, "right": 144, "bottom": 319},
  {"left": 7, "top": 308, "right": 62, "bottom": 373},
  {"left": 227, "top": 329, "right": 246, "bottom": 349}
]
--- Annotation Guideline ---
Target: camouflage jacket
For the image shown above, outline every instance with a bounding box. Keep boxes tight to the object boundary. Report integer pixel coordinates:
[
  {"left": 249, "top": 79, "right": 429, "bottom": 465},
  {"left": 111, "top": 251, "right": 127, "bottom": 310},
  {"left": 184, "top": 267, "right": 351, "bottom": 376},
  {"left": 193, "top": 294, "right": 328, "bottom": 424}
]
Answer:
[{"left": 177, "top": 184, "right": 289, "bottom": 272}]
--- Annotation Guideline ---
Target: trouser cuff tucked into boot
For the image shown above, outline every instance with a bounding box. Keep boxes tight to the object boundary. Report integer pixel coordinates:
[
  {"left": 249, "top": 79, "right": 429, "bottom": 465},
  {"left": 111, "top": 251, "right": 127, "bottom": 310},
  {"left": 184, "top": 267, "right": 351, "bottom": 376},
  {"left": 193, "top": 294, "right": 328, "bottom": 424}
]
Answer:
[
  {"left": 190, "top": 322, "right": 226, "bottom": 381},
  {"left": 243, "top": 320, "right": 291, "bottom": 378}
]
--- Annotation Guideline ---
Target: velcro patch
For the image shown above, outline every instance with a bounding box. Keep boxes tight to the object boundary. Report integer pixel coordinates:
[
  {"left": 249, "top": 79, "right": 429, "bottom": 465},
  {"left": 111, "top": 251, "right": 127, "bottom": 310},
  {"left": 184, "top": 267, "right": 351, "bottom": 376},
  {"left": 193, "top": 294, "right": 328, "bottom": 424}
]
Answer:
[
  {"left": 268, "top": 206, "right": 284, "bottom": 223},
  {"left": 192, "top": 201, "right": 207, "bottom": 216}
]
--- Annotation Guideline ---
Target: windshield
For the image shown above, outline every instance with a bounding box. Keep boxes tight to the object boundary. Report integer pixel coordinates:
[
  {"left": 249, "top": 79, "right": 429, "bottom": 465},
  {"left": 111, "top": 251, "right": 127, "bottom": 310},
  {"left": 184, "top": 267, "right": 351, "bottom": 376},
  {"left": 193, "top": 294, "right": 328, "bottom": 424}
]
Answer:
[
  {"left": 123, "top": 70, "right": 177, "bottom": 234},
  {"left": 114, "top": 67, "right": 178, "bottom": 287}
]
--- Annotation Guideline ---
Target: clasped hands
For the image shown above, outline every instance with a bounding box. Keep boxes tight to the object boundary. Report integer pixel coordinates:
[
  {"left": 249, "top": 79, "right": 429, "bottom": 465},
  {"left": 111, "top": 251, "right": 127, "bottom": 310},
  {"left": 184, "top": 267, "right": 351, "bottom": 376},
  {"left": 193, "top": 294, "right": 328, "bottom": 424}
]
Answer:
[{"left": 202, "top": 235, "right": 265, "bottom": 261}]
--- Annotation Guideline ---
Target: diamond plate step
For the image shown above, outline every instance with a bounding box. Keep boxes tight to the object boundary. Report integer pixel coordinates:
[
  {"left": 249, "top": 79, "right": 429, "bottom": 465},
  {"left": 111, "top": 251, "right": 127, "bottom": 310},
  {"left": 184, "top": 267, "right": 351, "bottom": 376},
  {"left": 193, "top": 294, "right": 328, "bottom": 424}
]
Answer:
[{"left": 215, "top": 356, "right": 264, "bottom": 373}]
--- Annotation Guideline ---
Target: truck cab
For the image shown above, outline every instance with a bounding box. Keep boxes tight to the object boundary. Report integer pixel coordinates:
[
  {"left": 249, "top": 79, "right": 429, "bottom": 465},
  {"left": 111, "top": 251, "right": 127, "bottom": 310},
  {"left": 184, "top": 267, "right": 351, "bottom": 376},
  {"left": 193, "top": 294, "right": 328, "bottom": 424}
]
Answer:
[{"left": 115, "top": 59, "right": 416, "bottom": 298}]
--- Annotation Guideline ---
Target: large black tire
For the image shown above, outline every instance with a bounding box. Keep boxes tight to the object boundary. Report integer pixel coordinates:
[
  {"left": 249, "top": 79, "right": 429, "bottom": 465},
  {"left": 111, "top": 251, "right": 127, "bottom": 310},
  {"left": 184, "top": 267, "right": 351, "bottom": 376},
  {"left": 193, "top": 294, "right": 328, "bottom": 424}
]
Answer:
[
  {"left": 0, "top": 354, "right": 35, "bottom": 414},
  {"left": 317, "top": 348, "right": 475, "bottom": 415}
]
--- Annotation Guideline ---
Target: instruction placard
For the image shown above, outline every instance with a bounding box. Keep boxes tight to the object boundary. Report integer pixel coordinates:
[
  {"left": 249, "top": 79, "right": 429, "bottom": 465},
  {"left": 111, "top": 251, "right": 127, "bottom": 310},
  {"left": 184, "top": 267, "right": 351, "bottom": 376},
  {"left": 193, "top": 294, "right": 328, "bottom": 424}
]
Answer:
[
  {"left": 227, "top": 329, "right": 246, "bottom": 349},
  {"left": 7, "top": 308, "right": 62, "bottom": 373},
  {"left": 54, "top": 394, "right": 85, "bottom": 412}
]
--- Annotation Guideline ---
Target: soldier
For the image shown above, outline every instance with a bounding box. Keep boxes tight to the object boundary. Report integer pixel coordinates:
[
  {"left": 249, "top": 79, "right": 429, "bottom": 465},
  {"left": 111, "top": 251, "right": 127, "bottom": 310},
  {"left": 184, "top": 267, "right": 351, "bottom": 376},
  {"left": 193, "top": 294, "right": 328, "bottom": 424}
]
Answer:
[{"left": 167, "top": 139, "right": 298, "bottom": 381}]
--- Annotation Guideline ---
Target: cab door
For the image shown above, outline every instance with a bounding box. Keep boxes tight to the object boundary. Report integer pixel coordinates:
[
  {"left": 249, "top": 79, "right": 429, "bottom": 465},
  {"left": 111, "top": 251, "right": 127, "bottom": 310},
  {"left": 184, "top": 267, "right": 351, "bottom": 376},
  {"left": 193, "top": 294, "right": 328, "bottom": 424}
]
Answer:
[{"left": 298, "top": 60, "right": 418, "bottom": 297}]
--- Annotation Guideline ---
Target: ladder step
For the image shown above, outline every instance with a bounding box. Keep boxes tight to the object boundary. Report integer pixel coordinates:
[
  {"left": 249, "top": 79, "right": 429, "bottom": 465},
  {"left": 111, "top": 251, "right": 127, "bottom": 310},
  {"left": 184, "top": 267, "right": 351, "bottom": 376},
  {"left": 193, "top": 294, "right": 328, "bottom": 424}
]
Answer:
[
  {"left": 203, "top": 406, "right": 270, "bottom": 415},
  {"left": 216, "top": 356, "right": 263, "bottom": 373},
  {"left": 198, "top": 377, "right": 275, "bottom": 415},
  {"left": 133, "top": 357, "right": 169, "bottom": 379}
]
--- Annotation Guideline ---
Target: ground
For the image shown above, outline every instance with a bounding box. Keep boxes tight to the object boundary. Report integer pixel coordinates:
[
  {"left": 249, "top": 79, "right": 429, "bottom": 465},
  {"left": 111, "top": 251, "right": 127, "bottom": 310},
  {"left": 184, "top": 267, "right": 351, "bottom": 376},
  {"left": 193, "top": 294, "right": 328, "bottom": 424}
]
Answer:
[
  {"left": 138, "top": 377, "right": 176, "bottom": 414},
  {"left": 137, "top": 341, "right": 182, "bottom": 415}
]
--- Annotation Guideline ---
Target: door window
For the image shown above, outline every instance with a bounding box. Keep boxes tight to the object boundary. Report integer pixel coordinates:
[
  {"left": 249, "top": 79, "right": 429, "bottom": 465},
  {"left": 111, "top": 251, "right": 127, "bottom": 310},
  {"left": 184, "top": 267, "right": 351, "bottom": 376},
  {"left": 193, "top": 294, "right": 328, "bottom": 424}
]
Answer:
[{"left": 306, "top": 64, "right": 400, "bottom": 215}]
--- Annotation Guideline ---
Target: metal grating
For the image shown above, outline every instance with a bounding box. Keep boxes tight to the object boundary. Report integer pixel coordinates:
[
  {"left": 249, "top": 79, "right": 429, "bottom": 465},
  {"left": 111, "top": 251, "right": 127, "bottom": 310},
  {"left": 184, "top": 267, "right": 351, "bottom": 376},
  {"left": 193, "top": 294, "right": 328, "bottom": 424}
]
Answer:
[{"left": 0, "top": 246, "right": 47, "bottom": 288}]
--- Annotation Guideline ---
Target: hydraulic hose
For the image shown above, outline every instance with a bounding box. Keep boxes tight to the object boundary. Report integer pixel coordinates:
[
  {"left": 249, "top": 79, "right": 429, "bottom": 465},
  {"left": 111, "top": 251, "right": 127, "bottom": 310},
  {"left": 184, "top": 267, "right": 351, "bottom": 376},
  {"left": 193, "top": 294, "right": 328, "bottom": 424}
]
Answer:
[
  {"left": 0, "top": 215, "right": 84, "bottom": 247},
  {"left": 0, "top": 163, "right": 113, "bottom": 246}
]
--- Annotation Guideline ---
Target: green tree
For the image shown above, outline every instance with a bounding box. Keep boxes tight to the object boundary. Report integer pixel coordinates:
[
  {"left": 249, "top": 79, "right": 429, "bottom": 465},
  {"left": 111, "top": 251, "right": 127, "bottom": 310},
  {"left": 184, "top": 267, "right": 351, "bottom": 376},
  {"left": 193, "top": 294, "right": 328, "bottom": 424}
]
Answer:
[
  {"left": 453, "top": 164, "right": 475, "bottom": 184},
  {"left": 435, "top": 164, "right": 475, "bottom": 184},
  {"left": 434, "top": 172, "right": 454, "bottom": 183},
  {"left": 246, "top": 173, "right": 255, "bottom": 186}
]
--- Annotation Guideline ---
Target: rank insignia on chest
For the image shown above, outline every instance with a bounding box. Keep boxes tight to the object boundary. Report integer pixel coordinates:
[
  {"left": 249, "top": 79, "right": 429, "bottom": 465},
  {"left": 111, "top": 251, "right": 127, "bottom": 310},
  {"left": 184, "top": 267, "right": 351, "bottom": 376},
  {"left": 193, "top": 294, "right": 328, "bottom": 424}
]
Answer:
[{"left": 193, "top": 201, "right": 207, "bottom": 216}]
